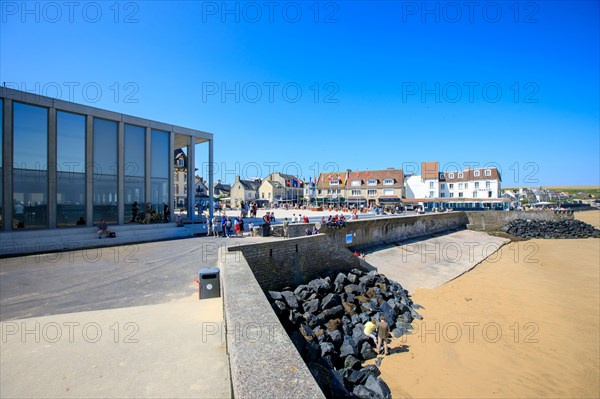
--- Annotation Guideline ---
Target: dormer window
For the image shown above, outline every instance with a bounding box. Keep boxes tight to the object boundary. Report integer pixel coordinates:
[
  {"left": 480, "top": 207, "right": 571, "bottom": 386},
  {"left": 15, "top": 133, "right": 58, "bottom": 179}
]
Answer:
[
  {"left": 458, "top": 172, "right": 463, "bottom": 178},
  {"left": 439, "top": 173, "right": 444, "bottom": 179},
  {"left": 485, "top": 169, "right": 491, "bottom": 176},
  {"left": 449, "top": 173, "right": 454, "bottom": 179},
  {"left": 474, "top": 170, "right": 480, "bottom": 177},
  {"left": 329, "top": 180, "right": 339, "bottom": 186},
  {"left": 367, "top": 179, "right": 377, "bottom": 186},
  {"left": 383, "top": 179, "right": 394, "bottom": 185},
  {"left": 177, "top": 158, "right": 184, "bottom": 167},
  {"left": 351, "top": 180, "right": 361, "bottom": 187}
]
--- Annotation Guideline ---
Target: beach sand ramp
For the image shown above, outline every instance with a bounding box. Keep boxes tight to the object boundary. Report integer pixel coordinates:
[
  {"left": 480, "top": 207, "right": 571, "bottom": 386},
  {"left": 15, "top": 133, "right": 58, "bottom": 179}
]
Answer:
[{"left": 364, "top": 230, "right": 510, "bottom": 292}]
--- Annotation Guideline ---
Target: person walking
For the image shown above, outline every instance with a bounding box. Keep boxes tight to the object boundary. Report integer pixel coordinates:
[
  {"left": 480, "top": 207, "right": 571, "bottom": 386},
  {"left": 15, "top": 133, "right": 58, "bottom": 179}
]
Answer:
[
  {"left": 226, "top": 217, "right": 233, "bottom": 238},
  {"left": 239, "top": 216, "right": 245, "bottom": 236},
  {"left": 144, "top": 203, "right": 152, "bottom": 224},
  {"left": 234, "top": 217, "right": 241, "bottom": 237},
  {"left": 283, "top": 217, "right": 289, "bottom": 238},
  {"left": 131, "top": 201, "right": 139, "bottom": 222},
  {"left": 376, "top": 316, "right": 390, "bottom": 356},
  {"left": 221, "top": 215, "right": 228, "bottom": 238},
  {"left": 163, "top": 203, "right": 170, "bottom": 223},
  {"left": 210, "top": 216, "right": 218, "bottom": 237}
]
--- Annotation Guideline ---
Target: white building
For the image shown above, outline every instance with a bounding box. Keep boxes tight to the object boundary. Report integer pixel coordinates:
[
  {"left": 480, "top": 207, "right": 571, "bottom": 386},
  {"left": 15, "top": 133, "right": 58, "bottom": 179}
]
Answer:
[
  {"left": 174, "top": 149, "right": 188, "bottom": 208},
  {"left": 404, "top": 161, "right": 506, "bottom": 210},
  {"left": 303, "top": 181, "right": 317, "bottom": 203}
]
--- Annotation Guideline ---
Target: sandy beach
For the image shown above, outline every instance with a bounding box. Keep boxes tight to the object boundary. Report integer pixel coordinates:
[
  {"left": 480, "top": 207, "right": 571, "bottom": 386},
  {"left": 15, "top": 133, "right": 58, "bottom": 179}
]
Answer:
[{"left": 375, "top": 210, "right": 600, "bottom": 398}]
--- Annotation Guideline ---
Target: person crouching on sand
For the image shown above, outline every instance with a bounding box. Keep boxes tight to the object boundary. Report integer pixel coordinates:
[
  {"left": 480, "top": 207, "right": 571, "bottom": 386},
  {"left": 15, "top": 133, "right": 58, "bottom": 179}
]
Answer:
[{"left": 364, "top": 318, "right": 377, "bottom": 346}]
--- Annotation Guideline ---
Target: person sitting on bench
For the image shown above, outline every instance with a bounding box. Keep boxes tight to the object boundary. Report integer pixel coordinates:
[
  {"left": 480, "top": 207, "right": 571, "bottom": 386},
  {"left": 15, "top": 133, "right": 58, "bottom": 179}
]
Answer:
[{"left": 97, "top": 219, "right": 110, "bottom": 239}]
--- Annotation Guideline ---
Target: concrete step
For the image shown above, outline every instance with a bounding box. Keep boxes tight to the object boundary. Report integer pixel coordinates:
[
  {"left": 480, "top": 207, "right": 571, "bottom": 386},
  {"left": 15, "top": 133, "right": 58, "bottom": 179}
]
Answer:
[{"left": 0, "top": 223, "right": 206, "bottom": 257}]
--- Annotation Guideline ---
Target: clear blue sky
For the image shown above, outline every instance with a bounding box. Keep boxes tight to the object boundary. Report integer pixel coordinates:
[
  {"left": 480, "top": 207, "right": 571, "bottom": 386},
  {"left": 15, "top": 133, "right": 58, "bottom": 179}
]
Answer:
[{"left": 1, "top": 0, "right": 598, "bottom": 186}]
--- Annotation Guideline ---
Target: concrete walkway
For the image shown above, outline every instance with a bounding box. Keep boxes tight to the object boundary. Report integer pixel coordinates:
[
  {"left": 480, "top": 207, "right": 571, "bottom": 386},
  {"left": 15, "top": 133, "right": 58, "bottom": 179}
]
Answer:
[
  {"left": 0, "top": 234, "right": 278, "bottom": 399},
  {"left": 1, "top": 297, "right": 229, "bottom": 398},
  {"left": 364, "top": 230, "right": 510, "bottom": 292}
]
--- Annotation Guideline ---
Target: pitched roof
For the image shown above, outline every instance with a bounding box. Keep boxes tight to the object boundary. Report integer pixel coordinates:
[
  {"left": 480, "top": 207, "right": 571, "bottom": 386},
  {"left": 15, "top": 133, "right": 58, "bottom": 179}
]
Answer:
[
  {"left": 279, "top": 173, "right": 301, "bottom": 181},
  {"left": 440, "top": 168, "right": 501, "bottom": 182},
  {"left": 174, "top": 149, "right": 187, "bottom": 168},
  {"left": 239, "top": 179, "right": 261, "bottom": 191},
  {"left": 317, "top": 172, "right": 348, "bottom": 189},
  {"left": 214, "top": 182, "right": 231, "bottom": 193},
  {"left": 346, "top": 169, "right": 404, "bottom": 188}
]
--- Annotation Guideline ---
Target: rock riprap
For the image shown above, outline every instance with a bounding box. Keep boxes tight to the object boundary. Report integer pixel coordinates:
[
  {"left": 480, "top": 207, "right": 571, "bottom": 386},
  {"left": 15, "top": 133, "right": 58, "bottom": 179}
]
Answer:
[
  {"left": 268, "top": 269, "right": 420, "bottom": 399},
  {"left": 501, "top": 219, "right": 600, "bottom": 239}
]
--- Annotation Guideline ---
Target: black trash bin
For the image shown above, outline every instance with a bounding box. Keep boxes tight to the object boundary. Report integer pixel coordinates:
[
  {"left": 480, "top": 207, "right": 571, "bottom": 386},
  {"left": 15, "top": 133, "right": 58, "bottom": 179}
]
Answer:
[
  {"left": 198, "top": 267, "right": 220, "bottom": 299},
  {"left": 261, "top": 223, "right": 271, "bottom": 237}
]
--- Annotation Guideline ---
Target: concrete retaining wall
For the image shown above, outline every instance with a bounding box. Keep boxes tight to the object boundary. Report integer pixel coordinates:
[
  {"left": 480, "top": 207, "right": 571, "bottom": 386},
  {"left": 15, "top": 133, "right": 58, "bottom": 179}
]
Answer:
[
  {"left": 268, "top": 222, "right": 317, "bottom": 238},
  {"left": 465, "top": 210, "right": 574, "bottom": 231},
  {"left": 322, "top": 213, "right": 470, "bottom": 250},
  {"left": 0, "top": 223, "right": 204, "bottom": 257},
  {"left": 219, "top": 251, "right": 325, "bottom": 399},
  {"left": 227, "top": 234, "right": 360, "bottom": 292}
]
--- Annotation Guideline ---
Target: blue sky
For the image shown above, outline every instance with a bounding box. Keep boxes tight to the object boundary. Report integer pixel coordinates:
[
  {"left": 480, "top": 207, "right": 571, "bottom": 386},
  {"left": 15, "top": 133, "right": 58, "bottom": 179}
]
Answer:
[{"left": 1, "top": 0, "right": 598, "bottom": 186}]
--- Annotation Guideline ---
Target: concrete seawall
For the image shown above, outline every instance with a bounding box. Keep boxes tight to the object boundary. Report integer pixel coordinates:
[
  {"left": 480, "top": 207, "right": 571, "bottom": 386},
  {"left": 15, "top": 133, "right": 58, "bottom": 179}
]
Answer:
[
  {"left": 465, "top": 210, "right": 573, "bottom": 231},
  {"left": 219, "top": 251, "right": 325, "bottom": 399},
  {"left": 227, "top": 234, "right": 361, "bottom": 292},
  {"left": 323, "top": 212, "right": 470, "bottom": 250}
]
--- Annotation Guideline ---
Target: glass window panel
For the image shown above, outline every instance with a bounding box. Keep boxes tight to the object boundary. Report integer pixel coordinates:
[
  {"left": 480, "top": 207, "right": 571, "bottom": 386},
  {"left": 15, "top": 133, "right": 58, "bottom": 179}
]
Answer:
[
  {"left": 0, "top": 99, "right": 3, "bottom": 228},
  {"left": 151, "top": 130, "right": 169, "bottom": 213},
  {"left": 93, "top": 118, "right": 117, "bottom": 224},
  {"left": 124, "top": 124, "right": 145, "bottom": 223},
  {"left": 13, "top": 102, "right": 48, "bottom": 229},
  {"left": 57, "top": 111, "right": 86, "bottom": 227}
]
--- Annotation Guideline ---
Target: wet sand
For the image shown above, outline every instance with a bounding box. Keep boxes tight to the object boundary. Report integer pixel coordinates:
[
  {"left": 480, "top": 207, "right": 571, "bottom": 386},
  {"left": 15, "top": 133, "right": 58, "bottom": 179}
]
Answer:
[{"left": 376, "top": 211, "right": 600, "bottom": 398}]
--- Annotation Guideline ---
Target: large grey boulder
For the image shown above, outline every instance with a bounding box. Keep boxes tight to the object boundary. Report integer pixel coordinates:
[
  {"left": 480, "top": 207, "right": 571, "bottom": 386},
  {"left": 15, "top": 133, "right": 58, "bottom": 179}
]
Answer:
[
  {"left": 321, "top": 293, "right": 342, "bottom": 310},
  {"left": 339, "top": 335, "right": 358, "bottom": 358}
]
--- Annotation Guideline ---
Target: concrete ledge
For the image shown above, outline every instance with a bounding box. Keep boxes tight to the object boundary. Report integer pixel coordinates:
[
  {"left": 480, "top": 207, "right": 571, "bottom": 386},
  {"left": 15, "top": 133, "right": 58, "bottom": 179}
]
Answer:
[
  {"left": 219, "top": 251, "right": 325, "bottom": 399},
  {"left": 322, "top": 212, "right": 470, "bottom": 250},
  {"left": 227, "top": 234, "right": 361, "bottom": 291},
  {"left": 0, "top": 223, "right": 200, "bottom": 257},
  {"left": 465, "top": 210, "right": 574, "bottom": 231}
]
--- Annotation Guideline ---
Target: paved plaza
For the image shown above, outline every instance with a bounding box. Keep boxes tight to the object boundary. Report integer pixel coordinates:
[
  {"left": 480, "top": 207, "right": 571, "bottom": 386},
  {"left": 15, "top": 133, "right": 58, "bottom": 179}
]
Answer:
[{"left": 0, "top": 235, "right": 274, "bottom": 399}]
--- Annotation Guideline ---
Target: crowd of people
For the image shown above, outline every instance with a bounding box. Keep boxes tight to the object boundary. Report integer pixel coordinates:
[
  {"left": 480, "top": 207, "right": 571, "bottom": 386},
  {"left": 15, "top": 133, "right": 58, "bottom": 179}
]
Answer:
[
  {"left": 207, "top": 214, "right": 248, "bottom": 238},
  {"left": 322, "top": 214, "right": 347, "bottom": 229}
]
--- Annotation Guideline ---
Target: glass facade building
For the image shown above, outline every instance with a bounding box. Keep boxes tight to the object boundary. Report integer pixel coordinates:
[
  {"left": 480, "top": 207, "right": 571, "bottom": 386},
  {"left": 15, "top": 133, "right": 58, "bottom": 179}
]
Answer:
[{"left": 0, "top": 87, "right": 214, "bottom": 232}]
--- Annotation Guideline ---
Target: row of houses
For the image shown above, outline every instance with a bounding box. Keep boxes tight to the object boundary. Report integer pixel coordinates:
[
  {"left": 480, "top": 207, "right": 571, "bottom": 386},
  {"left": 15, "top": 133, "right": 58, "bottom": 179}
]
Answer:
[{"left": 174, "top": 158, "right": 505, "bottom": 210}]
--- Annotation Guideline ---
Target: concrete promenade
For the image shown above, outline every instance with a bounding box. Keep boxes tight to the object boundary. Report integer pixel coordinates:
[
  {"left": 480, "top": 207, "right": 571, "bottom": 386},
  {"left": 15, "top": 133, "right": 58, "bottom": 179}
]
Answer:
[
  {"left": 1, "top": 297, "right": 229, "bottom": 398},
  {"left": 0, "top": 235, "right": 276, "bottom": 399}
]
